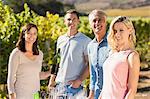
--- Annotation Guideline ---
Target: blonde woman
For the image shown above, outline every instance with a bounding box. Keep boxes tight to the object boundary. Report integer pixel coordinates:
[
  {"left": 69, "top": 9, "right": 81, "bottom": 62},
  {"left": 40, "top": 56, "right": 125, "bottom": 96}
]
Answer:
[{"left": 99, "top": 16, "right": 140, "bottom": 99}]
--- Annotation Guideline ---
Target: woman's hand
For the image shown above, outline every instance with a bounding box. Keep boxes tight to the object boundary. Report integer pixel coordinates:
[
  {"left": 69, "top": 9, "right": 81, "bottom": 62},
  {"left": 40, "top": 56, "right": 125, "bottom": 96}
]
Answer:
[{"left": 9, "top": 93, "right": 16, "bottom": 99}]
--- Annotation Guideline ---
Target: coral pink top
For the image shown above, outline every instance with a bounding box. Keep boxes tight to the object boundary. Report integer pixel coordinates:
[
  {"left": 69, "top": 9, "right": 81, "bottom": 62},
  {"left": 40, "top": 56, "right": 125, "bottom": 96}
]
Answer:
[{"left": 101, "top": 50, "right": 132, "bottom": 99}]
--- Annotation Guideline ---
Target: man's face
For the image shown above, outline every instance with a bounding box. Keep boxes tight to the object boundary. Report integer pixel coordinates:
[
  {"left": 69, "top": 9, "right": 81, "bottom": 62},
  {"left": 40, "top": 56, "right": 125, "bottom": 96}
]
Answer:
[
  {"left": 89, "top": 14, "right": 106, "bottom": 35},
  {"left": 64, "top": 13, "right": 80, "bottom": 30}
]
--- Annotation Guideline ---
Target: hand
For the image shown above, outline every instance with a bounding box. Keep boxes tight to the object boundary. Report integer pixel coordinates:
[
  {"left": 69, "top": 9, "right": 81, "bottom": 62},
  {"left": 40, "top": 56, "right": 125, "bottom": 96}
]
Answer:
[
  {"left": 87, "top": 90, "right": 94, "bottom": 99},
  {"left": 48, "top": 81, "right": 56, "bottom": 91},
  {"left": 98, "top": 93, "right": 102, "bottom": 99},
  {"left": 68, "top": 78, "right": 82, "bottom": 88},
  {"left": 9, "top": 93, "right": 16, "bottom": 99},
  {"left": 48, "top": 74, "right": 56, "bottom": 91}
]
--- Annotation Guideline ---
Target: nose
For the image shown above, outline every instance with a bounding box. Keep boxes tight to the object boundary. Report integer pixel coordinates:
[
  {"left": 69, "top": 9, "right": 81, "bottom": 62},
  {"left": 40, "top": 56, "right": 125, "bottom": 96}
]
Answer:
[
  {"left": 115, "top": 31, "right": 120, "bottom": 38},
  {"left": 95, "top": 20, "right": 100, "bottom": 27},
  {"left": 29, "top": 33, "right": 35, "bottom": 37},
  {"left": 95, "top": 20, "right": 98, "bottom": 25}
]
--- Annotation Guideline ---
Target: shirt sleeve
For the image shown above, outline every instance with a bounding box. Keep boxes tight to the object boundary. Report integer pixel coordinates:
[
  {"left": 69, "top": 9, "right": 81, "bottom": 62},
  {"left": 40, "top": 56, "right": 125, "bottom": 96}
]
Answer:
[
  {"left": 89, "top": 63, "right": 96, "bottom": 90},
  {"left": 7, "top": 49, "right": 20, "bottom": 94},
  {"left": 83, "top": 38, "right": 91, "bottom": 56},
  {"left": 87, "top": 44, "right": 96, "bottom": 90}
]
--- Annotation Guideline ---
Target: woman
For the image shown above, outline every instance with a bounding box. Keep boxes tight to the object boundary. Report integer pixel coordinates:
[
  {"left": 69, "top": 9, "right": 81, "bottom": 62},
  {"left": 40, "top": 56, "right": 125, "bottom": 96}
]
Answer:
[
  {"left": 99, "top": 16, "right": 140, "bottom": 99},
  {"left": 7, "top": 23, "right": 51, "bottom": 99}
]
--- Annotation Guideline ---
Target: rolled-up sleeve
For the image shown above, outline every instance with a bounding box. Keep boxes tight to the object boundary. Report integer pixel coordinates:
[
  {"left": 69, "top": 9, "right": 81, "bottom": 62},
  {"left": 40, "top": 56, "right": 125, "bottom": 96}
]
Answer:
[
  {"left": 89, "top": 64, "right": 96, "bottom": 90},
  {"left": 88, "top": 44, "right": 96, "bottom": 91},
  {"left": 7, "top": 49, "right": 19, "bottom": 94}
]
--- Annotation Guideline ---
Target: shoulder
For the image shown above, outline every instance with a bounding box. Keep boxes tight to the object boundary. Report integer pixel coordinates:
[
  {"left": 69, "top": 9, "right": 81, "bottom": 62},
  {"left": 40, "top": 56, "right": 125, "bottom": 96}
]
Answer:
[
  {"left": 128, "top": 50, "right": 139, "bottom": 59},
  {"left": 128, "top": 50, "right": 140, "bottom": 68},
  {"left": 10, "top": 48, "right": 20, "bottom": 56},
  {"left": 57, "top": 34, "right": 67, "bottom": 40},
  {"left": 88, "top": 39, "right": 94, "bottom": 47},
  {"left": 79, "top": 33, "right": 91, "bottom": 41},
  {"left": 9, "top": 48, "right": 20, "bottom": 59},
  {"left": 57, "top": 34, "right": 67, "bottom": 44}
]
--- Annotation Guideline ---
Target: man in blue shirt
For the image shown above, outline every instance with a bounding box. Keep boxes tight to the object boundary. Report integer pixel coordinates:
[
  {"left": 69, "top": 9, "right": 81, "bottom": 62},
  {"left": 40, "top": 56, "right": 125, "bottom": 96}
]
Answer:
[
  {"left": 87, "top": 10, "right": 110, "bottom": 99},
  {"left": 48, "top": 9, "right": 91, "bottom": 97}
]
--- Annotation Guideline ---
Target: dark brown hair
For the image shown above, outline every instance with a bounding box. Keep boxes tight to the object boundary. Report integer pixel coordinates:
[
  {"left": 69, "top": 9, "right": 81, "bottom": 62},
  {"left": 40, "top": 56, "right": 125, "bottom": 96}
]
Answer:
[
  {"left": 66, "top": 9, "right": 79, "bottom": 19},
  {"left": 16, "top": 23, "right": 39, "bottom": 55}
]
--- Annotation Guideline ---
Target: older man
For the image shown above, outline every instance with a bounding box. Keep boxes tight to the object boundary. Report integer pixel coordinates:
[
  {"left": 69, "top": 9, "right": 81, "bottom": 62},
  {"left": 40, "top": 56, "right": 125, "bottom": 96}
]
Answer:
[{"left": 87, "top": 10, "right": 110, "bottom": 99}]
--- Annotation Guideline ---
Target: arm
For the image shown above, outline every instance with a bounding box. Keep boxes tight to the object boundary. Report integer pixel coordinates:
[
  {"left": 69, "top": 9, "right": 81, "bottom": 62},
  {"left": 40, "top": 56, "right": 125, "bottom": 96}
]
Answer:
[
  {"left": 79, "top": 55, "right": 90, "bottom": 81},
  {"left": 39, "top": 50, "right": 51, "bottom": 80},
  {"left": 39, "top": 70, "right": 51, "bottom": 80},
  {"left": 7, "top": 49, "right": 19, "bottom": 99},
  {"left": 125, "top": 51, "right": 140, "bottom": 99},
  {"left": 68, "top": 55, "right": 90, "bottom": 88},
  {"left": 88, "top": 62, "right": 96, "bottom": 99}
]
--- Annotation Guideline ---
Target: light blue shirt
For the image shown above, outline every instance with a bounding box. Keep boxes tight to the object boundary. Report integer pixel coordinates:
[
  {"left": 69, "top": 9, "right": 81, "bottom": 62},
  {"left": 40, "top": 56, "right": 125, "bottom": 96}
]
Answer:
[
  {"left": 88, "top": 34, "right": 110, "bottom": 99},
  {"left": 56, "top": 32, "right": 91, "bottom": 84}
]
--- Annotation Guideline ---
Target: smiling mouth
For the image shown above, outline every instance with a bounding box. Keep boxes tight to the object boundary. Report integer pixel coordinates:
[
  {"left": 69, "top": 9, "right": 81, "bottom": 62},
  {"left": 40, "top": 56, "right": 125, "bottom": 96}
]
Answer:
[
  {"left": 115, "top": 38, "right": 121, "bottom": 41},
  {"left": 95, "top": 25, "right": 102, "bottom": 31},
  {"left": 28, "top": 38, "right": 34, "bottom": 41}
]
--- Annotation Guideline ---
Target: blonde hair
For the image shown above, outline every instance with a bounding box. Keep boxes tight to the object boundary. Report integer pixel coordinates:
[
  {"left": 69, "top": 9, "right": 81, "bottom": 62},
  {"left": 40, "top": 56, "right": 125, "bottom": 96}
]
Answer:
[
  {"left": 88, "top": 9, "right": 107, "bottom": 22},
  {"left": 89, "top": 9, "right": 107, "bottom": 18},
  {"left": 108, "top": 16, "right": 136, "bottom": 50}
]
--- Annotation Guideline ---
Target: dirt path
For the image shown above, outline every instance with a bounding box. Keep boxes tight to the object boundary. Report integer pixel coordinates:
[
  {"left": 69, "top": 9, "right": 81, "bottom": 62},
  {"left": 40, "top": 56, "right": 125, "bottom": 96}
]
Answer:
[{"left": 135, "top": 69, "right": 150, "bottom": 99}]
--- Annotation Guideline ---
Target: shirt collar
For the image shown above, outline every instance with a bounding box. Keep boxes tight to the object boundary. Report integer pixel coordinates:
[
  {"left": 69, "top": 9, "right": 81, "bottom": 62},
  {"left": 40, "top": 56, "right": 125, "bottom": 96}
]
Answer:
[
  {"left": 65, "top": 32, "right": 81, "bottom": 38},
  {"left": 93, "top": 32, "right": 108, "bottom": 44}
]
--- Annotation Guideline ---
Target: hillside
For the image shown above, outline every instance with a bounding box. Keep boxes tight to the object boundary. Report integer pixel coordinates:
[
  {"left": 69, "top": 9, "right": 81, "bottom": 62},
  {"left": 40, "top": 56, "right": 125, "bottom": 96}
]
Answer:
[
  {"left": 57, "top": 0, "right": 150, "bottom": 16},
  {"left": 74, "top": 0, "right": 150, "bottom": 12}
]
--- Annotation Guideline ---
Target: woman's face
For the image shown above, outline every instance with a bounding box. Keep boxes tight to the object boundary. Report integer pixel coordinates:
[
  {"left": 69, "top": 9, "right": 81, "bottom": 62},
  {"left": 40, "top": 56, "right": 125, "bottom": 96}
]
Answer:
[
  {"left": 25, "top": 27, "right": 37, "bottom": 44},
  {"left": 113, "top": 22, "right": 131, "bottom": 46}
]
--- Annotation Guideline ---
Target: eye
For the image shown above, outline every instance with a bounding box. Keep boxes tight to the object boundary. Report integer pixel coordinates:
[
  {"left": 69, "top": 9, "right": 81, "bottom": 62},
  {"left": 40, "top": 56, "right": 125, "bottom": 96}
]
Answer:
[
  {"left": 93, "top": 19, "right": 96, "bottom": 23},
  {"left": 34, "top": 32, "right": 37, "bottom": 35},
  {"left": 72, "top": 18, "right": 75, "bottom": 21},
  {"left": 120, "top": 29, "right": 124, "bottom": 32},
  {"left": 67, "top": 18, "right": 71, "bottom": 21},
  {"left": 114, "top": 30, "right": 117, "bottom": 34}
]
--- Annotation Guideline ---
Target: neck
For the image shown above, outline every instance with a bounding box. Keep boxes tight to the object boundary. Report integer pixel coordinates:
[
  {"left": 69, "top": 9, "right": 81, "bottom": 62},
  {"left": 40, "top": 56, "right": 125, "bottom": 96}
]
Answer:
[
  {"left": 67, "top": 29, "right": 78, "bottom": 37},
  {"left": 25, "top": 43, "right": 33, "bottom": 52},
  {"left": 95, "top": 31, "right": 105, "bottom": 43},
  {"left": 116, "top": 43, "right": 131, "bottom": 52}
]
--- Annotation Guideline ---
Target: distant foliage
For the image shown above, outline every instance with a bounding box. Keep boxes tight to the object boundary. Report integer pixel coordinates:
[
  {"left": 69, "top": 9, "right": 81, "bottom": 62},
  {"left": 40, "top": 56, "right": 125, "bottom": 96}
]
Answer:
[{"left": 0, "top": 1, "right": 149, "bottom": 98}]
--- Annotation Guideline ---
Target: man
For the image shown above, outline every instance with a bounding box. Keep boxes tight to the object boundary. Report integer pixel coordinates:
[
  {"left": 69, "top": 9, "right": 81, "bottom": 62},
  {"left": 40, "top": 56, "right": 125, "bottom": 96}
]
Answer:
[
  {"left": 87, "top": 10, "right": 110, "bottom": 99},
  {"left": 48, "top": 9, "right": 91, "bottom": 97}
]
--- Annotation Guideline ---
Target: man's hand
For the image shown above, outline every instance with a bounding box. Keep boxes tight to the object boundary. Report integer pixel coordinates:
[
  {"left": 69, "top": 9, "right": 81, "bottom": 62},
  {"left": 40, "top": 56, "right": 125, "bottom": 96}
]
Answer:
[
  {"left": 48, "top": 74, "right": 56, "bottom": 91},
  {"left": 68, "top": 78, "right": 82, "bottom": 88},
  {"left": 48, "top": 81, "right": 56, "bottom": 90}
]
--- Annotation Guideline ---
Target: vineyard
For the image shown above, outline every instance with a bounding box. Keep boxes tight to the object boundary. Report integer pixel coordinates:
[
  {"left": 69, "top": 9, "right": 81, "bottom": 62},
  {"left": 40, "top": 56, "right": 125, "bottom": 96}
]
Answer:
[{"left": 0, "top": 1, "right": 150, "bottom": 98}]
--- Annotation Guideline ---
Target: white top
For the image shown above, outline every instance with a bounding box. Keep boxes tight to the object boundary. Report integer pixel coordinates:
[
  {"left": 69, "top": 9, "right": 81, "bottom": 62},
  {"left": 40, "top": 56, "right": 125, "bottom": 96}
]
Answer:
[{"left": 7, "top": 48, "right": 43, "bottom": 99}]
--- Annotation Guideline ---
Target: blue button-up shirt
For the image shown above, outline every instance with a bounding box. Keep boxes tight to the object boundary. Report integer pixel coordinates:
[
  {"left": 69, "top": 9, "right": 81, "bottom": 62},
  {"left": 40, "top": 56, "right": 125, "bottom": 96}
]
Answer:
[{"left": 87, "top": 34, "right": 110, "bottom": 99}]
